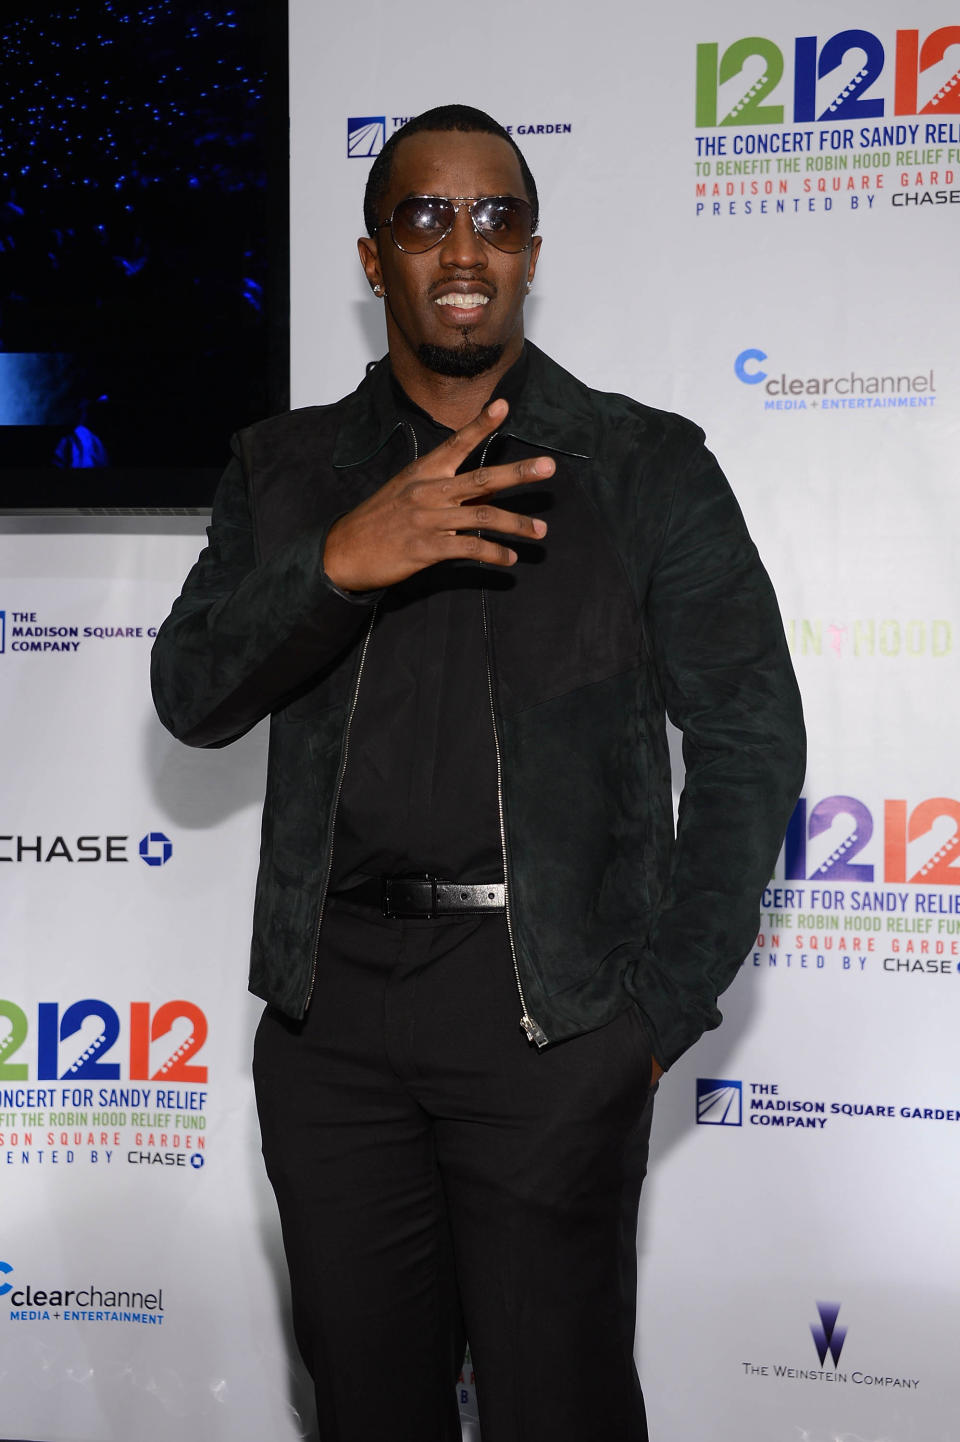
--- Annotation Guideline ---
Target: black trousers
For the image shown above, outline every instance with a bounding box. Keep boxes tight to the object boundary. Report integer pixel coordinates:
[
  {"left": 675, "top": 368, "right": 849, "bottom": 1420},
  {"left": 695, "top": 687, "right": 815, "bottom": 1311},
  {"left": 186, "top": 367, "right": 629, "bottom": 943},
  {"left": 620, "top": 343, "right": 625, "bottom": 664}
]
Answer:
[{"left": 253, "top": 900, "right": 656, "bottom": 1442}]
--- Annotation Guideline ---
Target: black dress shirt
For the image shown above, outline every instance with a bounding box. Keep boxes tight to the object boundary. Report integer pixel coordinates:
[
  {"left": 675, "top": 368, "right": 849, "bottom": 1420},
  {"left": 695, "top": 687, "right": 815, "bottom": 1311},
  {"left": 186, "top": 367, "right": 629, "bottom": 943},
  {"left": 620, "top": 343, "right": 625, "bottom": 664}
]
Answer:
[{"left": 329, "top": 349, "right": 532, "bottom": 889}]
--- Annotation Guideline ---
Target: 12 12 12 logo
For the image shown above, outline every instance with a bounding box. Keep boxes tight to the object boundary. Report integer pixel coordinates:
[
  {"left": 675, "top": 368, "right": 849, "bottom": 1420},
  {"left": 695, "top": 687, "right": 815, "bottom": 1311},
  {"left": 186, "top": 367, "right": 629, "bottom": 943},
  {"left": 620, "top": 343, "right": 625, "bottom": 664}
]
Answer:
[
  {"left": 784, "top": 795, "right": 959, "bottom": 885},
  {"left": 696, "top": 27, "right": 960, "bottom": 127},
  {"left": 0, "top": 999, "right": 208, "bottom": 1082}
]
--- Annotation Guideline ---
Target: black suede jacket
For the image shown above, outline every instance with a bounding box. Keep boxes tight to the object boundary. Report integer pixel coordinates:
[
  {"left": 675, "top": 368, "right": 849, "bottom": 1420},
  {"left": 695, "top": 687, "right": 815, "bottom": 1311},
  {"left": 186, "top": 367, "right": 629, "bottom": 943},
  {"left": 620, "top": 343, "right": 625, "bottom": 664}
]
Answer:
[{"left": 151, "top": 343, "right": 805, "bottom": 1069}]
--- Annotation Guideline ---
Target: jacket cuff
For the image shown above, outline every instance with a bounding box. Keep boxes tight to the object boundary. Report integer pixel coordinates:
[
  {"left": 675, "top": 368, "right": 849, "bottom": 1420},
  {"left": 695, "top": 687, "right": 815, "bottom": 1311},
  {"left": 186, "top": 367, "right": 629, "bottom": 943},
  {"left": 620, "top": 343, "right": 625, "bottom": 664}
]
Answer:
[
  {"left": 318, "top": 512, "right": 385, "bottom": 607},
  {"left": 628, "top": 946, "right": 724, "bottom": 1071}
]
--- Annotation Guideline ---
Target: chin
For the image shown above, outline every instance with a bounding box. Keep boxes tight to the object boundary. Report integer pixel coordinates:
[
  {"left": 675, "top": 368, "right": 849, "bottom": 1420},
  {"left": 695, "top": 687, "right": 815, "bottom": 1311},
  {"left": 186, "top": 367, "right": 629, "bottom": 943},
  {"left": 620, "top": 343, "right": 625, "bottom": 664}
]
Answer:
[{"left": 417, "top": 340, "right": 505, "bottom": 379}]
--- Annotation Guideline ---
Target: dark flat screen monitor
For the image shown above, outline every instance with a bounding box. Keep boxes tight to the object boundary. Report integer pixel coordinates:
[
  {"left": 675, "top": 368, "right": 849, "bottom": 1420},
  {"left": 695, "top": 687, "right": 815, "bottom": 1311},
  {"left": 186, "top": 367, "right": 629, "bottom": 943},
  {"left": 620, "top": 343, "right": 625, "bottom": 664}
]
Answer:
[{"left": 0, "top": 0, "right": 289, "bottom": 512}]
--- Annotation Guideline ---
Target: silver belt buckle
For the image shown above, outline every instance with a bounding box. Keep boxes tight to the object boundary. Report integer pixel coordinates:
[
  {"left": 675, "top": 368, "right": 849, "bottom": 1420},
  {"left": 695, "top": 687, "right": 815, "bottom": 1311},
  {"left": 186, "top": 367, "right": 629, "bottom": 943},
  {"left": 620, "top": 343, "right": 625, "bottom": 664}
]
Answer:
[{"left": 381, "top": 873, "right": 437, "bottom": 918}]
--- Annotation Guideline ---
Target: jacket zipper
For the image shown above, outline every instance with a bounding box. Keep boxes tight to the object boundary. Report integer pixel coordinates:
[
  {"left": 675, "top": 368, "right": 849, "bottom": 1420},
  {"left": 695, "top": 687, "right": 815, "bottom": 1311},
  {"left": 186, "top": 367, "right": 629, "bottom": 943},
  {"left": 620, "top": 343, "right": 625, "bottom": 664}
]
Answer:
[
  {"left": 478, "top": 434, "right": 549, "bottom": 1048},
  {"left": 303, "top": 421, "right": 422, "bottom": 1013},
  {"left": 303, "top": 604, "right": 377, "bottom": 1012}
]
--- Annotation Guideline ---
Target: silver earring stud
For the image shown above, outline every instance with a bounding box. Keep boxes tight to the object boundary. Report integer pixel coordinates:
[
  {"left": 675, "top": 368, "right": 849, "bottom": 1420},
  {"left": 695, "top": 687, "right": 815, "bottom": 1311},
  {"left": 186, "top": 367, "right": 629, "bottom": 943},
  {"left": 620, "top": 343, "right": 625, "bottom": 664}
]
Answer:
[{"left": 373, "top": 283, "right": 385, "bottom": 297}]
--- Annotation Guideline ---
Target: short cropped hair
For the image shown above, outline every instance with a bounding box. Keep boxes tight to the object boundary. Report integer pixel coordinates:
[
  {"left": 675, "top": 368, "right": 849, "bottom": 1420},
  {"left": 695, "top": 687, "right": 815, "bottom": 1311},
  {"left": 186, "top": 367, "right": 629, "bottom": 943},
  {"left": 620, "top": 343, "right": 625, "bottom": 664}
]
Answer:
[{"left": 363, "top": 104, "right": 539, "bottom": 238}]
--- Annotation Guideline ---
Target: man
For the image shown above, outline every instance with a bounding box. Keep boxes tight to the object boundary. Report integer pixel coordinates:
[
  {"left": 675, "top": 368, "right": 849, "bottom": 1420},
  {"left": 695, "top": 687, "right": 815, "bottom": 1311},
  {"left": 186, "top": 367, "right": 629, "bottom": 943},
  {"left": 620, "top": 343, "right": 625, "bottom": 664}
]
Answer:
[{"left": 152, "top": 105, "right": 804, "bottom": 1442}]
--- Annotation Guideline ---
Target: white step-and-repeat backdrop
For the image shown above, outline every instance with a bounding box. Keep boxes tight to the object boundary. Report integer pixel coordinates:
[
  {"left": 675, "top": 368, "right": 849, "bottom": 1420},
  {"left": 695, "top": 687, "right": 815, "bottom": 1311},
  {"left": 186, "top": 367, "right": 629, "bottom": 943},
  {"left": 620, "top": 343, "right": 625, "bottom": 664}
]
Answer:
[{"left": 2, "top": 2, "right": 957, "bottom": 1439}]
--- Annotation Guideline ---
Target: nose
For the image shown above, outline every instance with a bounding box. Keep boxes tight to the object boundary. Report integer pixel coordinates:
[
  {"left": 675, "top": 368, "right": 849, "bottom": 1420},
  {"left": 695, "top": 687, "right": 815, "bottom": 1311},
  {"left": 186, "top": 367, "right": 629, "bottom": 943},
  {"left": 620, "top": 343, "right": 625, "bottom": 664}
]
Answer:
[{"left": 437, "top": 204, "right": 486, "bottom": 268}]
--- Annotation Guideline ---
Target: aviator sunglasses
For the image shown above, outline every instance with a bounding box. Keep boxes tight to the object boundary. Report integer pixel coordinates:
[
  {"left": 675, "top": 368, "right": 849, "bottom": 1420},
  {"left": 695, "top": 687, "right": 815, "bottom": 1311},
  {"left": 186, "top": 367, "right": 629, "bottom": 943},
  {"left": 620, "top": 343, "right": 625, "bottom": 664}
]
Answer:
[{"left": 376, "top": 194, "right": 536, "bottom": 254}]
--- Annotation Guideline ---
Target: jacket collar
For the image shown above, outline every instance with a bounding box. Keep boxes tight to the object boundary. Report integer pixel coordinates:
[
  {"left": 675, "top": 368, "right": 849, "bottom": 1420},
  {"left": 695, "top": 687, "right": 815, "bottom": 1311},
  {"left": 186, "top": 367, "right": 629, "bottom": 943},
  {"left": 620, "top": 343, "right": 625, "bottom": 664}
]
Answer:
[{"left": 332, "top": 341, "right": 595, "bottom": 468}]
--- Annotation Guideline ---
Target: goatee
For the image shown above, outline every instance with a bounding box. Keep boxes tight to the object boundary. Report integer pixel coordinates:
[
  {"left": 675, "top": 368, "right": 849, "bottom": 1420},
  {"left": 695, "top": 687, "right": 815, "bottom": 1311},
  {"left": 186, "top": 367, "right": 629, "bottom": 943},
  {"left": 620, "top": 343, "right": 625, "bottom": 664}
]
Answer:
[{"left": 417, "top": 338, "right": 504, "bottom": 379}]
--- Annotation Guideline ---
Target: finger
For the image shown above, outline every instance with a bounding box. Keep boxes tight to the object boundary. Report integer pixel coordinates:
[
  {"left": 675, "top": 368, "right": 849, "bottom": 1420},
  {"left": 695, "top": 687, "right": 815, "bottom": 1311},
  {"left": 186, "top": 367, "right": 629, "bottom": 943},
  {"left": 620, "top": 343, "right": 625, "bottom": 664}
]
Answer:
[
  {"left": 439, "top": 532, "right": 520, "bottom": 567},
  {"left": 451, "top": 454, "right": 555, "bottom": 500},
  {"left": 417, "top": 398, "right": 510, "bottom": 476},
  {"left": 455, "top": 504, "right": 548, "bottom": 540}
]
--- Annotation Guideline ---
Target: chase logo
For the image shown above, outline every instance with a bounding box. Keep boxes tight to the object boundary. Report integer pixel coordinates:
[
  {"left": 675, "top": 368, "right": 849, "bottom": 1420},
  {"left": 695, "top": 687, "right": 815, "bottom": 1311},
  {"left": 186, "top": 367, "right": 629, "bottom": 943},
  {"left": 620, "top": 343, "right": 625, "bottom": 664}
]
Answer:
[
  {"left": 696, "top": 1077, "right": 743, "bottom": 1125},
  {"left": 811, "top": 1301, "right": 847, "bottom": 1366},
  {"left": 348, "top": 117, "right": 386, "bottom": 158},
  {"left": 0, "top": 1260, "right": 13, "bottom": 1297},
  {"left": 138, "top": 832, "right": 172, "bottom": 867}
]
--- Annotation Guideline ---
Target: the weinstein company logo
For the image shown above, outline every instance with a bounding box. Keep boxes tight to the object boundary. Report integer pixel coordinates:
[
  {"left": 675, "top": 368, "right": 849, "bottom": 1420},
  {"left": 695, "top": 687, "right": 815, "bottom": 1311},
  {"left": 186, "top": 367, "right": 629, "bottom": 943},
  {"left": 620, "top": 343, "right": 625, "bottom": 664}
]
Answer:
[
  {"left": 811, "top": 1301, "right": 846, "bottom": 1366},
  {"left": 742, "top": 1298, "right": 918, "bottom": 1389}
]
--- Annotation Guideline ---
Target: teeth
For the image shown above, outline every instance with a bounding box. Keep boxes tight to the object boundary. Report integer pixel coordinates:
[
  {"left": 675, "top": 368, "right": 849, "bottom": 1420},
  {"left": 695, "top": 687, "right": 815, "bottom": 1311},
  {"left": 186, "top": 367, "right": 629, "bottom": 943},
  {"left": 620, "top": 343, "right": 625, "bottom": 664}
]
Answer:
[{"left": 435, "top": 293, "right": 489, "bottom": 307}]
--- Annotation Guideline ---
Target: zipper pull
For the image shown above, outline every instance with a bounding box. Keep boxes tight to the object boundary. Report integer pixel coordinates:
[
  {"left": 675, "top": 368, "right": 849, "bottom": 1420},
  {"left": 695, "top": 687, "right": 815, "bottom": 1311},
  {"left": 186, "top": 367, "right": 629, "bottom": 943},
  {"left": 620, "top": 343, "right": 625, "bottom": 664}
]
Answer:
[{"left": 521, "top": 1014, "right": 549, "bottom": 1048}]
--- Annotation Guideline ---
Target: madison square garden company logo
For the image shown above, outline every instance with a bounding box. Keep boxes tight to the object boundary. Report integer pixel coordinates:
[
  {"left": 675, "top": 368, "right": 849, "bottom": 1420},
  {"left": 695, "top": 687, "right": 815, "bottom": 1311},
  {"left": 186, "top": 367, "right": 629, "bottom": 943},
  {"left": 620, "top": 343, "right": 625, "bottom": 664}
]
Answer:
[
  {"left": 347, "top": 114, "right": 575, "bottom": 157},
  {"left": 347, "top": 116, "right": 387, "bottom": 157},
  {"left": 0, "top": 609, "right": 157, "bottom": 653},
  {"left": 696, "top": 1078, "right": 743, "bottom": 1125}
]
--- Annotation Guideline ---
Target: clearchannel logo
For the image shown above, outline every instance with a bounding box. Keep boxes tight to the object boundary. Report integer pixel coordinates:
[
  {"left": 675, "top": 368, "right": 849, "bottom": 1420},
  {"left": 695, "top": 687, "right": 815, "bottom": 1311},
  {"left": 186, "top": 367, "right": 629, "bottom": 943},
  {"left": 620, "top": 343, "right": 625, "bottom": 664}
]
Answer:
[
  {"left": 0, "top": 1260, "right": 166, "bottom": 1325},
  {"left": 696, "top": 1078, "right": 742, "bottom": 1125},
  {"left": 734, "top": 348, "right": 937, "bottom": 412}
]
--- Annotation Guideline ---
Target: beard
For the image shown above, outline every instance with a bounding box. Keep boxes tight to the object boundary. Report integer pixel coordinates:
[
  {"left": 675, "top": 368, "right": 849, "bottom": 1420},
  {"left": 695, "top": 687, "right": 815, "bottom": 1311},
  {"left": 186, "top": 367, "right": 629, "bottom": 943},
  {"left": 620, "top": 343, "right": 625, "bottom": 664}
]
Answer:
[{"left": 417, "top": 336, "right": 504, "bottom": 378}]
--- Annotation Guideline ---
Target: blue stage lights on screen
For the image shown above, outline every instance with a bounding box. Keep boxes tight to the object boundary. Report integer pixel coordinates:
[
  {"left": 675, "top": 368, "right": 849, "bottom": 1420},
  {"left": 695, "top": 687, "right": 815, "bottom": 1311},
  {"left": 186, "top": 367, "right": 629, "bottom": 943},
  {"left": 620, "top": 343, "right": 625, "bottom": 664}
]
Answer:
[
  {"left": 0, "top": 5, "right": 258, "bottom": 194},
  {"left": 0, "top": 0, "right": 285, "bottom": 487}
]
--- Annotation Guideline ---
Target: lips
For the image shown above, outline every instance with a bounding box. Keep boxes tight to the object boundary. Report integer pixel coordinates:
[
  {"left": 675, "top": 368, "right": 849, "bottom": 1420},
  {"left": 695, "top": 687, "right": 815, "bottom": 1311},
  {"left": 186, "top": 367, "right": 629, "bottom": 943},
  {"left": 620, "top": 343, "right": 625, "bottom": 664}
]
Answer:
[
  {"left": 434, "top": 292, "right": 489, "bottom": 309},
  {"left": 429, "top": 279, "right": 496, "bottom": 323}
]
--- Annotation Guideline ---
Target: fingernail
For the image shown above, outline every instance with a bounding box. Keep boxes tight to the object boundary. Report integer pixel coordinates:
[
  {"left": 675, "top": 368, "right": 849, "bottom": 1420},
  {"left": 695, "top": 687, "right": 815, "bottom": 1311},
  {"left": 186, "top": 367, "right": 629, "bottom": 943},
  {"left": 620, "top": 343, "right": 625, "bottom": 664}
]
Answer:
[
  {"left": 488, "top": 399, "right": 507, "bottom": 418},
  {"left": 533, "top": 519, "right": 547, "bottom": 537},
  {"left": 534, "top": 458, "right": 553, "bottom": 474}
]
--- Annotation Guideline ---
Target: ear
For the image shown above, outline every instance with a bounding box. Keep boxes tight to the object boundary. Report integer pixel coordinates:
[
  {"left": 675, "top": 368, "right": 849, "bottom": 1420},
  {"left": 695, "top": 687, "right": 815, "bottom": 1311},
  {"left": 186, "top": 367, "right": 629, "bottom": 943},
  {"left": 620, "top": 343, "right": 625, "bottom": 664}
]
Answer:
[
  {"left": 526, "top": 234, "right": 542, "bottom": 287},
  {"left": 357, "top": 235, "right": 383, "bottom": 293}
]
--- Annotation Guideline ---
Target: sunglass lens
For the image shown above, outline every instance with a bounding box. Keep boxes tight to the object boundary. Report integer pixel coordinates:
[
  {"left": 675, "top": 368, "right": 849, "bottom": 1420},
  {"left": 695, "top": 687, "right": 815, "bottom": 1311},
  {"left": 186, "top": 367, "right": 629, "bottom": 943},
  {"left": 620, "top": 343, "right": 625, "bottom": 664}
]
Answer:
[
  {"left": 390, "top": 197, "right": 455, "bottom": 252},
  {"left": 473, "top": 197, "right": 533, "bottom": 251}
]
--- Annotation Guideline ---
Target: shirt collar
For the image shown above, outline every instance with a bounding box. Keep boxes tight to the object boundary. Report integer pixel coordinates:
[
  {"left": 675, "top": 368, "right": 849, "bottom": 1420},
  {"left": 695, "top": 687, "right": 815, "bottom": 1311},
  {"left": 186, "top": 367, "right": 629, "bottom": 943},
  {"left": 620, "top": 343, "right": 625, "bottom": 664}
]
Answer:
[
  {"left": 389, "top": 344, "right": 531, "bottom": 434},
  {"left": 332, "top": 341, "right": 595, "bottom": 467}
]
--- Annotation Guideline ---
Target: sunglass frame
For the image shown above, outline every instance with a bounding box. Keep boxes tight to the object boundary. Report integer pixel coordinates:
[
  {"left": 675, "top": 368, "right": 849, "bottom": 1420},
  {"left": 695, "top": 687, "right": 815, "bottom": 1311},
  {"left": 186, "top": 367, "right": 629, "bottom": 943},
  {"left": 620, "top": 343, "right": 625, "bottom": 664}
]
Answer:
[{"left": 376, "top": 194, "right": 535, "bottom": 254}]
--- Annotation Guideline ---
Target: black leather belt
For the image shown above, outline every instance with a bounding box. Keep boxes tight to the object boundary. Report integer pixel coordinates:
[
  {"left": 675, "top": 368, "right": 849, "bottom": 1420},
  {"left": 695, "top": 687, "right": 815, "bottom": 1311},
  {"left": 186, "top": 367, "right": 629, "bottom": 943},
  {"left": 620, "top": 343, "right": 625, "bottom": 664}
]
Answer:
[{"left": 335, "top": 874, "right": 506, "bottom": 919}]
